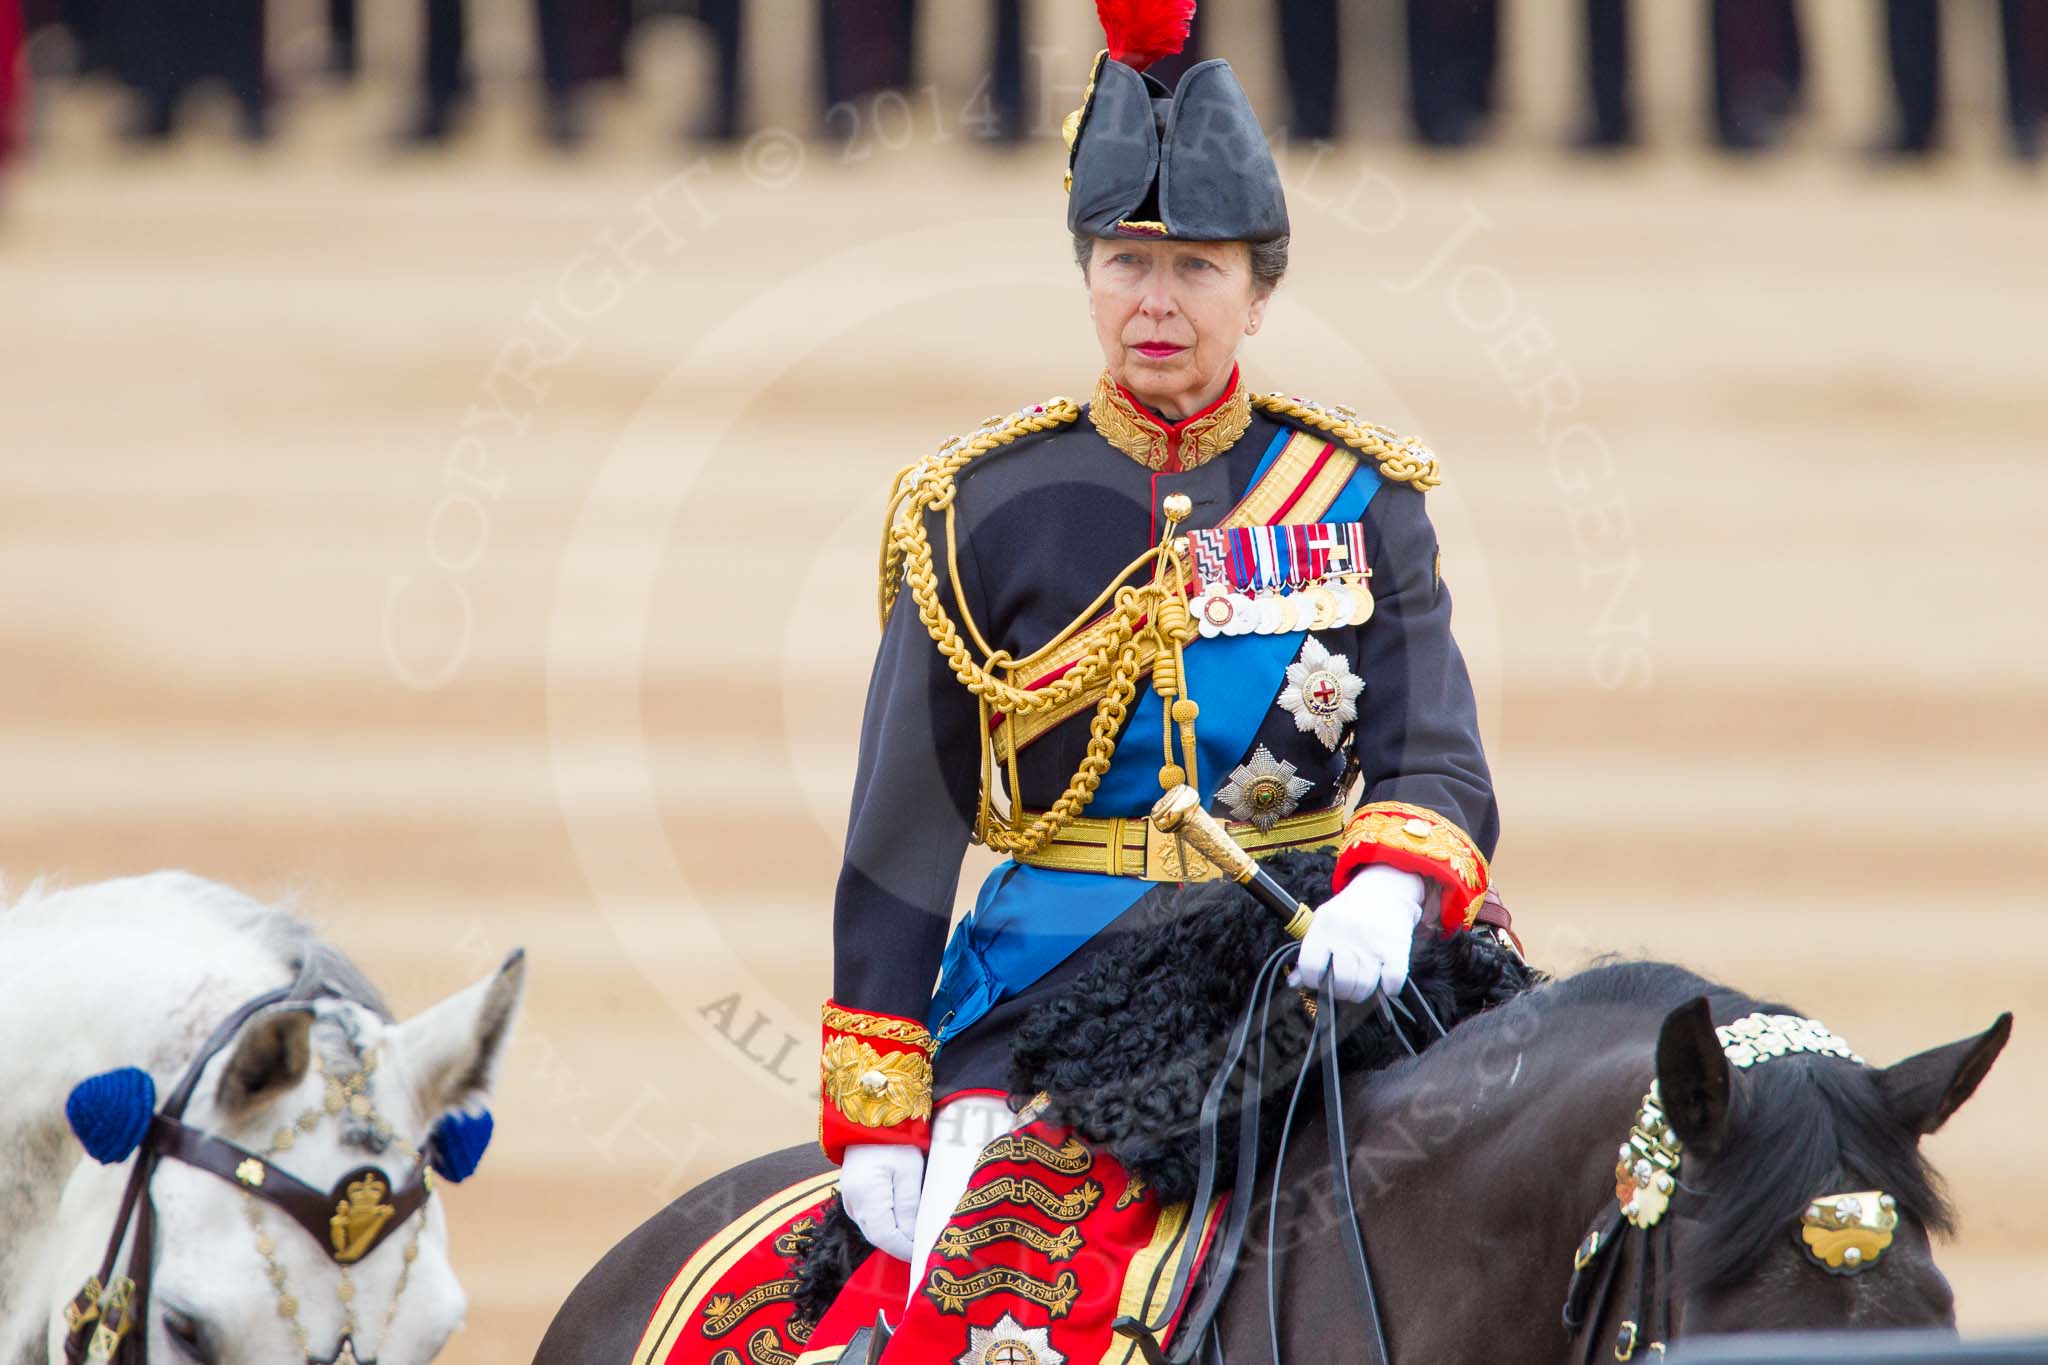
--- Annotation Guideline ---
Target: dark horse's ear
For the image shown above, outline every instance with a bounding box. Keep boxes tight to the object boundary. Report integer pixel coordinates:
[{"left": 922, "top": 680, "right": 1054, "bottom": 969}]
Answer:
[
  {"left": 216, "top": 1005, "right": 315, "bottom": 1116},
  {"left": 1657, "top": 996, "right": 1733, "bottom": 1162},
  {"left": 1877, "top": 1013, "right": 2012, "bottom": 1136}
]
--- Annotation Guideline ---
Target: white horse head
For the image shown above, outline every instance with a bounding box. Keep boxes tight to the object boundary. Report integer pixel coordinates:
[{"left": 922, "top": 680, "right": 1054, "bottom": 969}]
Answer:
[
  {"left": 0, "top": 872, "right": 525, "bottom": 1365},
  {"left": 128, "top": 964, "right": 525, "bottom": 1365}
]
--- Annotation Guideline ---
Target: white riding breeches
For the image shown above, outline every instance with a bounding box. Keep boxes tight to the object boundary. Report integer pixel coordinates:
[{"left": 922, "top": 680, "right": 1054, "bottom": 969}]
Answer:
[{"left": 907, "top": 1094, "right": 1020, "bottom": 1299}]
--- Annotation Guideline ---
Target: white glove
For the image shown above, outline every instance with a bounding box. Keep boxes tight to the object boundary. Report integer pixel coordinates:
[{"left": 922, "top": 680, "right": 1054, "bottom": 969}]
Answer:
[
  {"left": 1290, "top": 864, "right": 1428, "bottom": 1004},
  {"left": 839, "top": 1143, "right": 923, "bottom": 1261}
]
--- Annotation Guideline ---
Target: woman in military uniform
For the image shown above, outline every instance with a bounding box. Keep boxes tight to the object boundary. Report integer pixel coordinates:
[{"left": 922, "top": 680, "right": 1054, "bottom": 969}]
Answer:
[{"left": 817, "top": 0, "right": 1501, "bottom": 1324}]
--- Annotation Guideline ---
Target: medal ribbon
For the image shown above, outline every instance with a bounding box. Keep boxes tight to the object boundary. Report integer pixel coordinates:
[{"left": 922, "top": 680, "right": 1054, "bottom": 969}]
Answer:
[{"left": 1190, "top": 523, "right": 1370, "bottom": 594}]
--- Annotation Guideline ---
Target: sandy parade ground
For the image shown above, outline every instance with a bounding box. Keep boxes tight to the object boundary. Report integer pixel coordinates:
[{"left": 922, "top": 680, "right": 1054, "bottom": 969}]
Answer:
[{"left": 3, "top": 11, "right": 2046, "bottom": 1354}]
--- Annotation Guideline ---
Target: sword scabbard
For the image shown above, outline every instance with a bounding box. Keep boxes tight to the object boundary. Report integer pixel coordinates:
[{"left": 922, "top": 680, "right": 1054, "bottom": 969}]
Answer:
[{"left": 1148, "top": 785, "right": 1316, "bottom": 939}]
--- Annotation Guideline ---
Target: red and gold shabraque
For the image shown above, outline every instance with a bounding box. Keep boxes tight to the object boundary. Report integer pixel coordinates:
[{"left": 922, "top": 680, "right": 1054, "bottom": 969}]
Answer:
[
  {"left": 633, "top": 1120, "right": 1222, "bottom": 1365},
  {"left": 882, "top": 1116, "right": 1222, "bottom": 1365}
]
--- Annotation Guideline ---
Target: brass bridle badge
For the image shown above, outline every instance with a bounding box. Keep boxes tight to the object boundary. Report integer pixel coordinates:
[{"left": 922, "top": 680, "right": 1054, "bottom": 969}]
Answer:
[
  {"left": 330, "top": 1173, "right": 397, "bottom": 1264},
  {"left": 1799, "top": 1190, "right": 1898, "bottom": 1273},
  {"left": 1614, "top": 1082, "right": 1683, "bottom": 1230},
  {"left": 1610, "top": 1016, "right": 1897, "bottom": 1272}
]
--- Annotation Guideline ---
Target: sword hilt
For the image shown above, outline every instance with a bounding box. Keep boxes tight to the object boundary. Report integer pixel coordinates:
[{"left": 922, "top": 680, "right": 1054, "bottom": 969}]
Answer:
[{"left": 1148, "top": 785, "right": 1315, "bottom": 940}]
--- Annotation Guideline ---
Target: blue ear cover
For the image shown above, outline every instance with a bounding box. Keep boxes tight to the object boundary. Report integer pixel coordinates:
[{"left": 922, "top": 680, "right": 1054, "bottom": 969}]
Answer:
[
  {"left": 428, "top": 1109, "right": 493, "bottom": 1182},
  {"left": 66, "top": 1067, "right": 159, "bottom": 1165}
]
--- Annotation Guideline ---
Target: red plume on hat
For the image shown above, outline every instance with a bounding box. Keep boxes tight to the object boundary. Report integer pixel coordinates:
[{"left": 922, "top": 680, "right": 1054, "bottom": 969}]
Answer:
[{"left": 1095, "top": 0, "right": 1195, "bottom": 73}]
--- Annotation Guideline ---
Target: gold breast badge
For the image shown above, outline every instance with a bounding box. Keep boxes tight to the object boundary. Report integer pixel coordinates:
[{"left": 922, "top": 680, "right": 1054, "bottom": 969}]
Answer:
[{"left": 1216, "top": 746, "right": 1314, "bottom": 833}]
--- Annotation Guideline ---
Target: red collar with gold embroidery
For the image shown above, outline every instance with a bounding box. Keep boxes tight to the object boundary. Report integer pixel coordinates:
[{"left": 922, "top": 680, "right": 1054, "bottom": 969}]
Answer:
[{"left": 1089, "top": 366, "right": 1253, "bottom": 472}]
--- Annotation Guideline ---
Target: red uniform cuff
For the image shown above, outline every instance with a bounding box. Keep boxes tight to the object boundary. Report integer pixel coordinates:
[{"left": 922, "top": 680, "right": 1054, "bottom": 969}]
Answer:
[
  {"left": 1332, "top": 801, "right": 1490, "bottom": 932},
  {"left": 818, "top": 1000, "right": 936, "bottom": 1164}
]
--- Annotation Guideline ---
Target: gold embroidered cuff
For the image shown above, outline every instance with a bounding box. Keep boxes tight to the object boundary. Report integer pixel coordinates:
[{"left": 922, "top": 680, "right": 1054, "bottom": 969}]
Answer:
[
  {"left": 820, "top": 1037, "right": 933, "bottom": 1129},
  {"left": 1335, "top": 800, "right": 1490, "bottom": 930},
  {"left": 819, "top": 1001, "right": 935, "bottom": 1162}
]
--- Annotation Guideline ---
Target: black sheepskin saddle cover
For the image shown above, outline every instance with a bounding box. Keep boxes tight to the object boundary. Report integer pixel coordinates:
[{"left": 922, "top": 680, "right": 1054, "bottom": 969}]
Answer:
[{"left": 792, "top": 851, "right": 1536, "bottom": 1322}]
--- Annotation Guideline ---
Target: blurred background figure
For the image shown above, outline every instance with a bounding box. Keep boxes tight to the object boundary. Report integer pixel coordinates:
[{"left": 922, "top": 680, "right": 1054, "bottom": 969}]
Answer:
[
  {"left": 687, "top": 0, "right": 744, "bottom": 141},
  {"left": 982, "top": 0, "right": 1026, "bottom": 142},
  {"left": 399, "top": 0, "right": 626, "bottom": 147},
  {"left": 23, "top": 0, "right": 114, "bottom": 79},
  {"left": 818, "top": 0, "right": 915, "bottom": 132},
  {"left": 817, "top": 0, "right": 1049, "bottom": 144},
  {"left": 2000, "top": 0, "right": 2048, "bottom": 156},
  {"left": 399, "top": 0, "right": 472, "bottom": 143},
  {"left": 1710, "top": 0, "right": 1806, "bottom": 150},
  {"left": 1276, "top": 0, "right": 1340, "bottom": 140},
  {"left": 1576, "top": 0, "right": 1634, "bottom": 149},
  {"left": 1580, "top": 0, "right": 1807, "bottom": 152},
  {"left": 326, "top": 0, "right": 357, "bottom": 80},
  {"left": 110, "top": 0, "right": 269, "bottom": 141},
  {"left": 8, "top": 0, "right": 2045, "bottom": 162},
  {"left": 1407, "top": 0, "right": 1500, "bottom": 146},
  {"left": 1879, "top": 0, "right": 2048, "bottom": 160},
  {"left": 0, "top": 0, "right": 22, "bottom": 173},
  {"left": 575, "top": 0, "right": 631, "bottom": 86}
]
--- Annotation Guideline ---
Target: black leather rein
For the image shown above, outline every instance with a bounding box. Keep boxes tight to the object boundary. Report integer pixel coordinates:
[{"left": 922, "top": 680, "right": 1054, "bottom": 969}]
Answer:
[{"left": 1110, "top": 943, "right": 1447, "bottom": 1365}]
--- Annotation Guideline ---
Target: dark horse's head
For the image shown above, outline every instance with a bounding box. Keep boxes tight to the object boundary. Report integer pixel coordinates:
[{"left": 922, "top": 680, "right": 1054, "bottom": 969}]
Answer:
[{"left": 1649, "top": 991, "right": 2011, "bottom": 1337}]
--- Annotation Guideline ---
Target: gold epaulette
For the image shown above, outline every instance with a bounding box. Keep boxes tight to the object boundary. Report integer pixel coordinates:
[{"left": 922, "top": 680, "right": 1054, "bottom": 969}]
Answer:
[
  {"left": 878, "top": 397, "right": 1080, "bottom": 627},
  {"left": 1251, "top": 392, "right": 1442, "bottom": 493}
]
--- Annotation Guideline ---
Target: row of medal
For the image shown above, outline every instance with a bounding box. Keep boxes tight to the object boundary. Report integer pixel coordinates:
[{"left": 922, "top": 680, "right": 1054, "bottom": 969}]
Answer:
[
  {"left": 1184, "top": 522, "right": 1375, "bottom": 638},
  {"left": 1192, "top": 575, "right": 1375, "bottom": 637}
]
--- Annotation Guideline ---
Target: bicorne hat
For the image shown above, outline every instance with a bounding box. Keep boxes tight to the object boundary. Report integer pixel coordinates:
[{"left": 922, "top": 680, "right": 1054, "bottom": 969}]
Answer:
[{"left": 1062, "top": 0, "right": 1289, "bottom": 243}]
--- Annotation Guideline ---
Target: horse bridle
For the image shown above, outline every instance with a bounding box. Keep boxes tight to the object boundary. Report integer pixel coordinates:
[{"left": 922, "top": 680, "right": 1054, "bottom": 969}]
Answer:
[
  {"left": 1560, "top": 1083, "right": 1695, "bottom": 1364},
  {"left": 61, "top": 987, "right": 438, "bottom": 1365},
  {"left": 1096, "top": 964, "right": 1902, "bottom": 1365},
  {"left": 1561, "top": 1014, "right": 1899, "bottom": 1363}
]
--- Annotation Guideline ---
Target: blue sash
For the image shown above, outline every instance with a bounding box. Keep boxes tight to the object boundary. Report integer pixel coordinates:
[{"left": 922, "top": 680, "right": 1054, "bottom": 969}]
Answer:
[{"left": 926, "top": 435, "right": 1384, "bottom": 1047}]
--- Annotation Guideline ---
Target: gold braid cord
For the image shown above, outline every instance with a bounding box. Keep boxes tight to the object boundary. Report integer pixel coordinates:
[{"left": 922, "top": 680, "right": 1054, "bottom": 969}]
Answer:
[
  {"left": 820, "top": 1002, "right": 934, "bottom": 1051},
  {"left": 875, "top": 397, "right": 1203, "bottom": 856},
  {"left": 1251, "top": 392, "right": 1443, "bottom": 493}
]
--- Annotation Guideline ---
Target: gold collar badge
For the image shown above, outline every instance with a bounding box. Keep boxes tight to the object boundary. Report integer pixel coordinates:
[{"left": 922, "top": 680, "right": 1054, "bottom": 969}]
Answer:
[{"left": 1089, "top": 372, "right": 1251, "bottom": 472}]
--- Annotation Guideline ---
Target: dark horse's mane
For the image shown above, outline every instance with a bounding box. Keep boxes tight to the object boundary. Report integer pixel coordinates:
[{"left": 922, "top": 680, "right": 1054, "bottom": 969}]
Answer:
[
  {"left": 792, "top": 860, "right": 1953, "bottom": 1320},
  {"left": 1515, "top": 957, "right": 1955, "bottom": 1291}
]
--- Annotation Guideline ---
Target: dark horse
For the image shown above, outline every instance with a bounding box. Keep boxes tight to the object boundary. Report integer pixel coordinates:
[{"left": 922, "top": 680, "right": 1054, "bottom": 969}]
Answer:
[{"left": 536, "top": 859, "right": 2010, "bottom": 1363}]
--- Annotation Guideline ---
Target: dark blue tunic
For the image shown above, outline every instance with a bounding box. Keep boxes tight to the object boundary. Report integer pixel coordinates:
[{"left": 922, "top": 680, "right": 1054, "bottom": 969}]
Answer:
[{"left": 832, "top": 392, "right": 1498, "bottom": 1096}]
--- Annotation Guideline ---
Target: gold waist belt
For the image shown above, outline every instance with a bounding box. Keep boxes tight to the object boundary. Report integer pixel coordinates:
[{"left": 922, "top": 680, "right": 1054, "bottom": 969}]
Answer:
[{"left": 1009, "top": 804, "right": 1346, "bottom": 882}]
